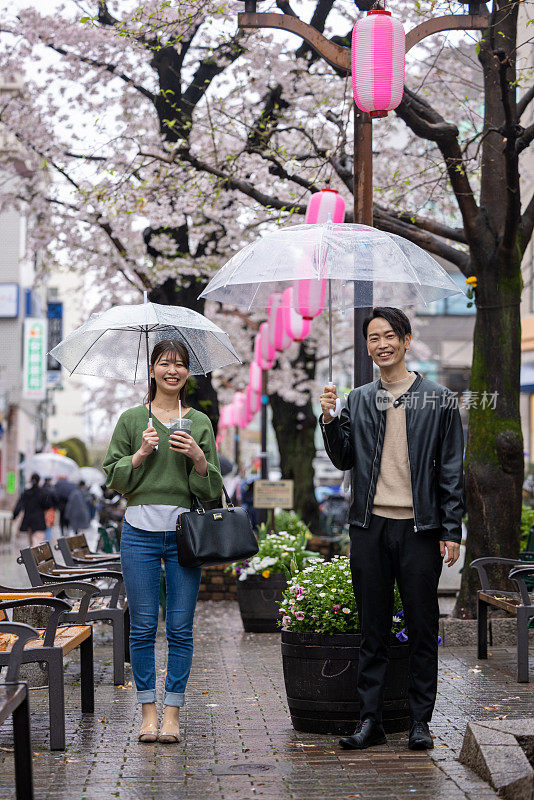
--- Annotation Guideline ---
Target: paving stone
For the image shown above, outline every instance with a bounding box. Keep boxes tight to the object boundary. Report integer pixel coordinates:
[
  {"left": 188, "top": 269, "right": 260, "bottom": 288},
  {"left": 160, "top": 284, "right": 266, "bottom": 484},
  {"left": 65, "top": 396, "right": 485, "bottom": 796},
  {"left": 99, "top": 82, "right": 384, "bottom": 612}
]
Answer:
[{"left": 1, "top": 594, "right": 532, "bottom": 798}]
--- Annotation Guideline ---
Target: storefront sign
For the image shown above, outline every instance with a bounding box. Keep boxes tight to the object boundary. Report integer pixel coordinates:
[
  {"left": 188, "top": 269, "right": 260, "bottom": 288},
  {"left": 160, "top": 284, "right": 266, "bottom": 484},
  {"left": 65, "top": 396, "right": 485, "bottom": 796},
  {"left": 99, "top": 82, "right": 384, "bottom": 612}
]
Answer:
[
  {"left": 22, "top": 318, "right": 48, "bottom": 401},
  {"left": 253, "top": 479, "right": 294, "bottom": 509},
  {"left": 47, "top": 302, "right": 63, "bottom": 373},
  {"left": 6, "top": 472, "right": 16, "bottom": 494},
  {"left": 0, "top": 284, "right": 19, "bottom": 318}
]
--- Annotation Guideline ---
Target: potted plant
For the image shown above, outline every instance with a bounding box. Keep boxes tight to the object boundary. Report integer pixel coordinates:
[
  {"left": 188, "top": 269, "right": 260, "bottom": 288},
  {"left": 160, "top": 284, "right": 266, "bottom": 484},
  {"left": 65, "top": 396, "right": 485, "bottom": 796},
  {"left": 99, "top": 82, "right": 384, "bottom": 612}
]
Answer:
[
  {"left": 279, "top": 555, "right": 412, "bottom": 735},
  {"left": 232, "top": 524, "right": 319, "bottom": 632}
]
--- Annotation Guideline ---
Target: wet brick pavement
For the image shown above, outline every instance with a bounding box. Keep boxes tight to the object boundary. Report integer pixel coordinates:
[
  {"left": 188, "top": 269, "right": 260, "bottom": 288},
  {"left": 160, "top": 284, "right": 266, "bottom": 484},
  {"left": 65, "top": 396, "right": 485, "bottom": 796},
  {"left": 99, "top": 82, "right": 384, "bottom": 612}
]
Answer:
[{"left": 0, "top": 598, "right": 532, "bottom": 799}]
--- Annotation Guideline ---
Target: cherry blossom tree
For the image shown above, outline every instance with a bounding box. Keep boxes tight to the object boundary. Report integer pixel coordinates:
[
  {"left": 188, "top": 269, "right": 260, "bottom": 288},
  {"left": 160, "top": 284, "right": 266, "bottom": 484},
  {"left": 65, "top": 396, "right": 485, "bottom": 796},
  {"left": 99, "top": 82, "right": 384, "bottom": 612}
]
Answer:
[{"left": 0, "top": 1, "right": 533, "bottom": 574}]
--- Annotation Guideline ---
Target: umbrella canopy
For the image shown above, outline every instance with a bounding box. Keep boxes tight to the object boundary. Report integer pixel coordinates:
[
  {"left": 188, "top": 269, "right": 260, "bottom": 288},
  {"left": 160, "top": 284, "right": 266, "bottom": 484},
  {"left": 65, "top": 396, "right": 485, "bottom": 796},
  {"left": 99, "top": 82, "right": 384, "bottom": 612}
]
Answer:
[
  {"left": 49, "top": 301, "right": 241, "bottom": 380},
  {"left": 20, "top": 453, "right": 80, "bottom": 481},
  {"left": 199, "top": 222, "right": 463, "bottom": 310},
  {"left": 79, "top": 466, "right": 106, "bottom": 487}
]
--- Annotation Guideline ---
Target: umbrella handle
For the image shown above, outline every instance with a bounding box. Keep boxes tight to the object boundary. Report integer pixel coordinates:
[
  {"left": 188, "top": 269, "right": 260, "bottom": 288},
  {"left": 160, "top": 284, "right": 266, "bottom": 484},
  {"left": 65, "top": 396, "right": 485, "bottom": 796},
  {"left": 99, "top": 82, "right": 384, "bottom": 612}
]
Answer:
[
  {"left": 327, "top": 397, "right": 342, "bottom": 419},
  {"left": 148, "top": 416, "right": 159, "bottom": 452}
]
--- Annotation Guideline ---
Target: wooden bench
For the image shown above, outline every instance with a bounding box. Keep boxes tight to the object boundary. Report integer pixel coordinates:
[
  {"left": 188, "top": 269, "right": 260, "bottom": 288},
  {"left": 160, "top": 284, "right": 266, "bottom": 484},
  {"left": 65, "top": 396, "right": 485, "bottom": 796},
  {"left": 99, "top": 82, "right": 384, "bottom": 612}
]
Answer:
[
  {"left": 18, "top": 542, "right": 129, "bottom": 685},
  {"left": 0, "top": 621, "right": 38, "bottom": 799},
  {"left": 471, "top": 557, "right": 534, "bottom": 682},
  {"left": 0, "top": 583, "right": 98, "bottom": 750},
  {"left": 56, "top": 533, "right": 121, "bottom": 568}
]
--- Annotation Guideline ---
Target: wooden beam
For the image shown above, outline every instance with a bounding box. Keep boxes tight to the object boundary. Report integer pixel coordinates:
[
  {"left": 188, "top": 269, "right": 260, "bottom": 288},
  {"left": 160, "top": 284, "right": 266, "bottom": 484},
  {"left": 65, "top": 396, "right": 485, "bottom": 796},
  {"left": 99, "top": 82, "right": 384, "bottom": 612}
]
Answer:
[
  {"left": 238, "top": 12, "right": 351, "bottom": 72},
  {"left": 406, "top": 13, "right": 489, "bottom": 52},
  {"left": 238, "top": 11, "right": 490, "bottom": 71}
]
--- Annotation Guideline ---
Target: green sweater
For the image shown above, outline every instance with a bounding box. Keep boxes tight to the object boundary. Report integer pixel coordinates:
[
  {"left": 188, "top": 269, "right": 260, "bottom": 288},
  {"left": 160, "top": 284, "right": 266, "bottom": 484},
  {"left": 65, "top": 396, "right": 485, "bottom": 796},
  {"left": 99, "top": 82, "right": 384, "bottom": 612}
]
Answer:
[{"left": 103, "top": 405, "right": 223, "bottom": 508}]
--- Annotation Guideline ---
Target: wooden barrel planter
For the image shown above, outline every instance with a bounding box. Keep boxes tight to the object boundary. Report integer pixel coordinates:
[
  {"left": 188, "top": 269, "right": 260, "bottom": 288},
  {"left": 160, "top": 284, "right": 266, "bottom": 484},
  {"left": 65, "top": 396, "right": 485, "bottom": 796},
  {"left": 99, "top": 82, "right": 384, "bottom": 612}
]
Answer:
[
  {"left": 236, "top": 573, "right": 287, "bottom": 632},
  {"left": 281, "top": 629, "right": 410, "bottom": 734}
]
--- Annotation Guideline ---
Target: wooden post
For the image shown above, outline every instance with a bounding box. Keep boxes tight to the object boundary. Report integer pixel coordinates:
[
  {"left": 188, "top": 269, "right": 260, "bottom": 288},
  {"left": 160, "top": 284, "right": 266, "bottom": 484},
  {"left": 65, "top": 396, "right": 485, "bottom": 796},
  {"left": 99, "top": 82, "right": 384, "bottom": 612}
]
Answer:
[{"left": 353, "top": 108, "right": 374, "bottom": 388}]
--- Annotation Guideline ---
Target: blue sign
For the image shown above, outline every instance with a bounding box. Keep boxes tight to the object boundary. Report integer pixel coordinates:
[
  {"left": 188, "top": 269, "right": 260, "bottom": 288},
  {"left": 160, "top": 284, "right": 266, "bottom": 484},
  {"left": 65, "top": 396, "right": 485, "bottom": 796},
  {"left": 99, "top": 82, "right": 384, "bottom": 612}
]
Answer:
[{"left": 47, "top": 302, "right": 63, "bottom": 372}]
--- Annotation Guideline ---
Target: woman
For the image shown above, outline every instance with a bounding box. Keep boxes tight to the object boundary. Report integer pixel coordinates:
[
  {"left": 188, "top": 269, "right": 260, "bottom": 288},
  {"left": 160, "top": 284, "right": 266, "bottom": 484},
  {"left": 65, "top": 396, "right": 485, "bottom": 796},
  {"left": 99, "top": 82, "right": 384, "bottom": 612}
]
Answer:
[
  {"left": 103, "top": 339, "right": 222, "bottom": 744},
  {"left": 12, "top": 472, "right": 49, "bottom": 547}
]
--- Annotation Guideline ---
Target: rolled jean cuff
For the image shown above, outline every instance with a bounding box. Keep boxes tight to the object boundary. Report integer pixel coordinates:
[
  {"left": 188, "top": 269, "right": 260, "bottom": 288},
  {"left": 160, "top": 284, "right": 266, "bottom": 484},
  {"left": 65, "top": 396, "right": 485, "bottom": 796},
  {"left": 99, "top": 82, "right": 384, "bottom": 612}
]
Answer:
[
  {"left": 137, "top": 689, "right": 156, "bottom": 704},
  {"left": 164, "top": 691, "right": 185, "bottom": 708}
]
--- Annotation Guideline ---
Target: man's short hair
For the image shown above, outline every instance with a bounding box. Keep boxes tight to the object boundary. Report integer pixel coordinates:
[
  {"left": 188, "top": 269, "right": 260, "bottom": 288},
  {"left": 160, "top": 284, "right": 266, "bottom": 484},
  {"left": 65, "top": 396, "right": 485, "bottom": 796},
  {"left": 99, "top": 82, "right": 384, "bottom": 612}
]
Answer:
[{"left": 362, "top": 307, "right": 412, "bottom": 340}]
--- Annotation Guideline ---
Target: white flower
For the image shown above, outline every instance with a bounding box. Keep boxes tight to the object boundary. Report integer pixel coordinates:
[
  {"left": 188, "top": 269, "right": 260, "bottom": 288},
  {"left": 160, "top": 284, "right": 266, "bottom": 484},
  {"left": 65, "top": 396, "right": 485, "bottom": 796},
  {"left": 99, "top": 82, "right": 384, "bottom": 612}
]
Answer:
[{"left": 319, "top": 592, "right": 326, "bottom": 597}]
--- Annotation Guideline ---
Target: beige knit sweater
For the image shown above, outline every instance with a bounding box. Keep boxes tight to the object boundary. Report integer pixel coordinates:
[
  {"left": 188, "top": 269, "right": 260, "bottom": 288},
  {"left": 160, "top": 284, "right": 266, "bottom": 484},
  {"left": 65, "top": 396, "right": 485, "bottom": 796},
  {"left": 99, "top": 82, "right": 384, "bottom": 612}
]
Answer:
[{"left": 372, "top": 372, "right": 417, "bottom": 519}]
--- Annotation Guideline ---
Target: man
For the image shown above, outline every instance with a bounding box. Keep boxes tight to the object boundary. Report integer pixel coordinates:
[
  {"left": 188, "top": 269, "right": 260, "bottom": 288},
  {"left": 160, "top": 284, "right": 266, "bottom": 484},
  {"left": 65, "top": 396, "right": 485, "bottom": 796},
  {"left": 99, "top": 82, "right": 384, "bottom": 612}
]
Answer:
[{"left": 320, "top": 307, "right": 463, "bottom": 751}]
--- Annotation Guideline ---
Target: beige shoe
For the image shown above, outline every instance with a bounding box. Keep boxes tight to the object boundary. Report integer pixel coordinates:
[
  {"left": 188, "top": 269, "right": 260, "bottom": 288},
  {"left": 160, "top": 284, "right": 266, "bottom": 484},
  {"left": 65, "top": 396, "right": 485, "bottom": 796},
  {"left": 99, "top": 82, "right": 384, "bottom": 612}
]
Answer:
[
  {"left": 157, "top": 706, "right": 181, "bottom": 743},
  {"left": 138, "top": 702, "right": 158, "bottom": 743}
]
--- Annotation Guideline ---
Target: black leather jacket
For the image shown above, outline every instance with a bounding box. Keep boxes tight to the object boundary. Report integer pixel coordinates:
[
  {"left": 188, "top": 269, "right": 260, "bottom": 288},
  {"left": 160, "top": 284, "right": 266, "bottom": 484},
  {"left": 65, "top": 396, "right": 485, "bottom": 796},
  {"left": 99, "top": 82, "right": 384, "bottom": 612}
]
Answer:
[{"left": 320, "top": 372, "right": 464, "bottom": 543}]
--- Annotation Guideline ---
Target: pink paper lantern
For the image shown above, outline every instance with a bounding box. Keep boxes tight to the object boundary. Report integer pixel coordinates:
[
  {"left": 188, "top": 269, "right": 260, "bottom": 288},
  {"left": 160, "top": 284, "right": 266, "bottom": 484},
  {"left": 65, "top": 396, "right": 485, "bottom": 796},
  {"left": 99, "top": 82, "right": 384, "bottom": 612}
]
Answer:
[
  {"left": 234, "top": 391, "right": 247, "bottom": 429},
  {"left": 259, "top": 322, "right": 275, "bottom": 367},
  {"left": 245, "top": 385, "right": 261, "bottom": 418},
  {"left": 351, "top": 10, "right": 405, "bottom": 119},
  {"left": 249, "top": 361, "right": 262, "bottom": 394},
  {"left": 281, "top": 287, "right": 311, "bottom": 342},
  {"left": 255, "top": 328, "right": 274, "bottom": 371},
  {"left": 294, "top": 189, "right": 346, "bottom": 320},
  {"left": 224, "top": 404, "right": 237, "bottom": 428},
  {"left": 306, "top": 188, "right": 346, "bottom": 225},
  {"left": 218, "top": 406, "right": 229, "bottom": 429},
  {"left": 268, "top": 293, "right": 293, "bottom": 352}
]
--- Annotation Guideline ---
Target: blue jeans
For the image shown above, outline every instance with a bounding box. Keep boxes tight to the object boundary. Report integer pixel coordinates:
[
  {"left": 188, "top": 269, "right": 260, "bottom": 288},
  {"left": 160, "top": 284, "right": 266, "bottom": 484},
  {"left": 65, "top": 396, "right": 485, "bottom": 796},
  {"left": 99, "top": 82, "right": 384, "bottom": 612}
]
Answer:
[{"left": 120, "top": 521, "right": 202, "bottom": 707}]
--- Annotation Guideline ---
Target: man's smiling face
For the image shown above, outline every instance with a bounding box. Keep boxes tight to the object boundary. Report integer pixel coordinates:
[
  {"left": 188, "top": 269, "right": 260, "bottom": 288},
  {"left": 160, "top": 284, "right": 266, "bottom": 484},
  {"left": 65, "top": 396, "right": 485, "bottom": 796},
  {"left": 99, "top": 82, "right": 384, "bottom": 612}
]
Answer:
[{"left": 366, "top": 317, "right": 410, "bottom": 369}]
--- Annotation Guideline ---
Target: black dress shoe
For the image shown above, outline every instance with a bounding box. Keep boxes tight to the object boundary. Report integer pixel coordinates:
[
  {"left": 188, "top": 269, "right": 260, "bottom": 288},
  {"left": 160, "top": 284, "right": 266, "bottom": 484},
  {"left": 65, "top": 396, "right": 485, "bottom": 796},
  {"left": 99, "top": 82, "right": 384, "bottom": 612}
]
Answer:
[
  {"left": 409, "top": 721, "right": 434, "bottom": 750},
  {"left": 339, "top": 719, "right": 387, "bottom": 750}
]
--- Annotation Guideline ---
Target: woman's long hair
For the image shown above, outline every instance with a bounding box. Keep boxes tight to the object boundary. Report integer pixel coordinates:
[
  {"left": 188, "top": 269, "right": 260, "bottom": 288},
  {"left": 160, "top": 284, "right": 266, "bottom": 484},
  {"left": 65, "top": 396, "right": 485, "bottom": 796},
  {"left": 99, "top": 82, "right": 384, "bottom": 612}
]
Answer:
[{"left": 145, "top": 339, "right": 191, "bottom": 406}]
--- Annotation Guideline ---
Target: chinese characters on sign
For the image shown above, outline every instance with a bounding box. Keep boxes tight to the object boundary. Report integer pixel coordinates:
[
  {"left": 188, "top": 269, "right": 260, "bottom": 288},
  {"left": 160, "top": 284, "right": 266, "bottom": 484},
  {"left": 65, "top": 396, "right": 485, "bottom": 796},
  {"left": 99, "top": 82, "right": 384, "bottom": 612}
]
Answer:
[{"left": 22, "top": 318, "right": 48, "bottom": 401}]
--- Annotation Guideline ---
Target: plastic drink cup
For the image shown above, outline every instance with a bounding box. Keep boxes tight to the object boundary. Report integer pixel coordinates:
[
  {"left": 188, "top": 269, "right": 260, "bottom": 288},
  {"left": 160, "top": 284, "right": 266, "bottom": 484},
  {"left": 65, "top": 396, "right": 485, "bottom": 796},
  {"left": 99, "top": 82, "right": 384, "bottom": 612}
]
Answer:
[{"left": 168, "top": 417, "right": 193, "bottom": 434}]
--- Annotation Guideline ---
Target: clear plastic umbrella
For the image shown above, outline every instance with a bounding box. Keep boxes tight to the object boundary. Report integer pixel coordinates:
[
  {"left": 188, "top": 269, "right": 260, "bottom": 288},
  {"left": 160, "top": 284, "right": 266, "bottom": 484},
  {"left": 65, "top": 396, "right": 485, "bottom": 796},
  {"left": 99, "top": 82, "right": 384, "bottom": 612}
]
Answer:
[
  {"left": 199, "top": 222, "right": 464, "bottom": 415},
  {"left": 79, "top": 466, "right": 106, "bottom": 487},
  {"left": 49, "top": 295, "right": 241, "bottom": 425},
  {"left": 20, "top": 453, "right": 80, "bottom": 481}
]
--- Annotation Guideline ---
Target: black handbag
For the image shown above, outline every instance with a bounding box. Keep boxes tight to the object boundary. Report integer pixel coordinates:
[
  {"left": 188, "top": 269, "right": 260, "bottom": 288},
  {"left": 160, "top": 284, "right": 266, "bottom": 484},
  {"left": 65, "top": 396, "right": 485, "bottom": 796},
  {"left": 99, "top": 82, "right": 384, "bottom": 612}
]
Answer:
[{"left": 176, "top": 486, "right": 258, "bottom": 568}]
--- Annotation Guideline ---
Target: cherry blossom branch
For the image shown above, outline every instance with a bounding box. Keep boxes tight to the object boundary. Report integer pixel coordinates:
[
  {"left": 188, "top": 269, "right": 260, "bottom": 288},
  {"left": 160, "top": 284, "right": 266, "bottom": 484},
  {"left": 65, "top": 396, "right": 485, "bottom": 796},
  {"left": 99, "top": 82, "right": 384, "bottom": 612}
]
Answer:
[
  {"left": 522, "top": 191, "right": 534, "bottom": 248},
  {"left": 395, "top": 86, "right": 481, "bottom": 247},
  {"left": 373, "top": 207, "right": 470, "bottom": 270},
  {"left": 517, "top": 85, "right": 534, "bottom": 120},
  {"left": 516, "top": 123, "right": 534, "bottom": 155},
  {"left": 374, "top": 204, "right": 468, "bottom": 244},
  {"left": 44, "top": 42, "right": 155, "bottom": 102},
  {"left": 496, "top": 50, "right": 521, "bottom": 255}
]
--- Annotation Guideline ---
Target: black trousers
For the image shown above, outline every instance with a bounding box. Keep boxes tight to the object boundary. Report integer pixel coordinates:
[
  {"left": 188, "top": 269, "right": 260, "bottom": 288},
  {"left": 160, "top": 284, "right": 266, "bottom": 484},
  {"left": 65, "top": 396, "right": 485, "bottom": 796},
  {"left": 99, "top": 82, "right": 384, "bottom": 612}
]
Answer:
[{"left": 350, "top": 515, "right": 443, "bottom": 724}]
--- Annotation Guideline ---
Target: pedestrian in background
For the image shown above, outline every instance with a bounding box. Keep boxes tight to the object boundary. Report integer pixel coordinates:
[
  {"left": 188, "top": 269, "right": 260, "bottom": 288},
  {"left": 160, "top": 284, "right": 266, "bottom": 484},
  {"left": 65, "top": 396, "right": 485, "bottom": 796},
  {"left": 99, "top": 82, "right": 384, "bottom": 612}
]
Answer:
[
  {"left": 12, "top": 472, "right": 48, "bottom": 547},
  {"left": 54, "top": 476, "right": 77, "bottom": 534},
  {"left": 42, "top": 477, "right": 57, "bottom": 543},
  {"left": 103, "top": 339, "right": 222, "bottom": 745},
  {"left": 65, "top": 480, "right": 92, "bottom": 534}
]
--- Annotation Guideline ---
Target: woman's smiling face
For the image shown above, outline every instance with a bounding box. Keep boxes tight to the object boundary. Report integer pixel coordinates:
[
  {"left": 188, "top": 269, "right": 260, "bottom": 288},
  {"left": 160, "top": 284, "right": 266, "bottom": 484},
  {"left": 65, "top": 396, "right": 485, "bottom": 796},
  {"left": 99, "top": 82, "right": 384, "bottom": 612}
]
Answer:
[{"left": 150, "top": 350, "right": 190, "bottom": 396}]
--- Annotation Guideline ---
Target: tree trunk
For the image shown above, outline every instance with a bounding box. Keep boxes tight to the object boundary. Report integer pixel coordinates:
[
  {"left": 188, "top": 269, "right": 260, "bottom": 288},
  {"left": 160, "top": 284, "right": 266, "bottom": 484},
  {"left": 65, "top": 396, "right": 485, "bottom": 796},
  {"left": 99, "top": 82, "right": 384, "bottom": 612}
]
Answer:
[
  {"left": 454, "top": 260, "right": 523, "bottom": 617},
  {"left": 453, "top": 0, "right": 524, "bottom": 617},
  {"left": 269, "top": 392, "right": 319, "bottom": 531}
]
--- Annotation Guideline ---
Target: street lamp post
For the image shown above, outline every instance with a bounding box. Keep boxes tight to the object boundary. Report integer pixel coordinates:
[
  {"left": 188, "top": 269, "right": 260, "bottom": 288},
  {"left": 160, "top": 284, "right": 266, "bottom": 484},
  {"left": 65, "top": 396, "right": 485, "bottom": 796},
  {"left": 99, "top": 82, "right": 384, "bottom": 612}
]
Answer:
[{"left": 237, "top": 1, "right": 489, "bottom": 389}]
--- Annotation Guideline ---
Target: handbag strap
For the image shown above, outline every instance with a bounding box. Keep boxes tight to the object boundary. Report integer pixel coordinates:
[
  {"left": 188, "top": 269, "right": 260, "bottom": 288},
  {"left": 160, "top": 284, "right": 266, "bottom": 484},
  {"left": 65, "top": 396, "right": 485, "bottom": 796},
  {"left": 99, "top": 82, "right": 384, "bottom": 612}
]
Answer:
[{"left": 190, "top": 484, "right": 234, "bottom": 513}]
